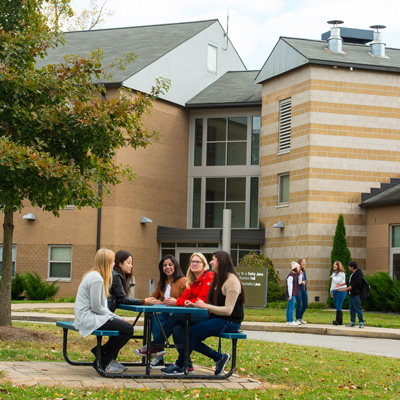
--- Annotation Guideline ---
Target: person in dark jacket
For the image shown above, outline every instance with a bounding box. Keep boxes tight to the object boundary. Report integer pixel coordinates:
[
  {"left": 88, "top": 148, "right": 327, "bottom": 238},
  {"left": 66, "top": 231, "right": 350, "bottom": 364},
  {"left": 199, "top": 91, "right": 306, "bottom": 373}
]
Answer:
[
  {"left": 107, "top": 250, "right": 156, "bottom": 370},
  {"left": 295, "top": 258, "right": 308, "bottom": 324},
  {"left": 340, "top": 261, "right": 365, "bottom": 328},
  {"left": 285, "top": 261, "right": 301, "bottom": 326}
]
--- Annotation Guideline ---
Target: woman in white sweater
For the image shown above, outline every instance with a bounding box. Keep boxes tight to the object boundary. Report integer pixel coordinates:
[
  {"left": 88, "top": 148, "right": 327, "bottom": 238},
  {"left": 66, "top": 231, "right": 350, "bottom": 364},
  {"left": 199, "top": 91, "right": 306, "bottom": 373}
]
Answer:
[
  {"left": 74, "top": 248, "right": 133, "bottom": 374},
  {"left": 330, "top": 260, "right": 347, "bottom": 325}
]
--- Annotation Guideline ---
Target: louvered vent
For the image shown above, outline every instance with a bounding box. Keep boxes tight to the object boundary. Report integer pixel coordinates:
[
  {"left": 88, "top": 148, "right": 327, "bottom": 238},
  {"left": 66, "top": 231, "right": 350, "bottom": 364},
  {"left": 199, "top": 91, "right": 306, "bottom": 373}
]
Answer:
[{"left": 279, "top": 98, "right": 291, "bottom": 153}]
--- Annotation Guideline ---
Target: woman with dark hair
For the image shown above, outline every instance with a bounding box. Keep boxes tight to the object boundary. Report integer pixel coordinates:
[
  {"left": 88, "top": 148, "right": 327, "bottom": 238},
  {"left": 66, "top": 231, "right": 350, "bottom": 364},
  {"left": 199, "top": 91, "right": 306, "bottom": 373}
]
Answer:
[
  {"left": 107, "top": 250, "right": 156, "bottom": 371},
  {"left": 161, "top": 250, "right": 245, "bottom": 377},
  {"left": 147, "top": 254, "right": 187, "bottom": 368},
  {"left": 295, "top": 258, "right": 308, "bottom": 324}
]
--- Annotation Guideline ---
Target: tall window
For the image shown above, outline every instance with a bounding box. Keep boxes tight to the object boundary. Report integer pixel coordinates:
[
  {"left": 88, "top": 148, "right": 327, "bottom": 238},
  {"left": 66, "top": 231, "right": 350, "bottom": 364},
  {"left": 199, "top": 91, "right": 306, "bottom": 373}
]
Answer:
[
  {"left": 251, "top": 116, "right": 261, "bottom": 165},
  {"left": 206, "top": 117, "right": 247, "bottom": 166},
  {"left": 207, "top": 44, "right": 217, "bottom": 74},
  {"left": 194, "top": 119, "right": 203, "bottom": 166},
  {"left": 278, "top": 98, "right": 291, "bottom": 154},
  {"left": 278, "top": 173, "right": 290, "bottom": 204},
  {"left": 0, "top": 245, "right": 16, "bottom": 277},
  {"left": 391, "top": 225, "right": 400, "bottom": 280},
  {"left": 48, "top": 245, "right": 72, "bottom": 279}
]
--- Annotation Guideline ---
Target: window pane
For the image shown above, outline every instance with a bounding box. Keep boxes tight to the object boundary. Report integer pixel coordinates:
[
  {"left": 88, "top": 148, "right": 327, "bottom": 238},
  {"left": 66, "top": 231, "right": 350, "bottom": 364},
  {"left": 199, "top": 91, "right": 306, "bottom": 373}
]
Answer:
[
  {"left": 279, "top": 174, "right": 289, "bottom": 203},
  {"left": 226, "top": 178, "right": 246, "bottom": 201},
  {"left": 251, "top": 116, "right": 260, "bottom": 165},
  {"left": 192, "top": 178, "right": 201, "bottom": 228},
  {"left": 51, "top": 247, "right": 72, "bottom": 261},
  {"left": 250, "top": 177, "right": 259, "bottom": 228},
  {"left": 393, "top": 253, "right": 400, "bottom": 280},
  {"left": 0, "top": 262, "right": 16, "bottom": 277},
  {"left": 207, "top": 118, "right": 226, "bottom": 141},
  {"left": 194, "top": 119, "right": 203, "bottom": 166},
  {"left": 227, "top": 202, "right": 245, "bottom": 228},
  {"left": 161, "top": 249, "right": 175, "bottom": 257},
  {"left": 207, "top": 44, "right": 217, "bottom": 74},
  {"left": 205, "top": 203, "right": 224, "bottom": 228},
  {"left": 227, "top": 142, "right": 246, "bottom": 165},
  {"left": 50, "top": 263, "right": 71, "bottom": 278},
  {"left": 228, "top": 117, "right": 247, "bottom": 141},
  {"left": 206, "top": 178, "right": 225, "bottom": 201},
  {"left": 392, "top": 226, "right": 400, "bottom": 247},
  {"left": 207, "top": 142, "right": 226, "bottom": 166}
]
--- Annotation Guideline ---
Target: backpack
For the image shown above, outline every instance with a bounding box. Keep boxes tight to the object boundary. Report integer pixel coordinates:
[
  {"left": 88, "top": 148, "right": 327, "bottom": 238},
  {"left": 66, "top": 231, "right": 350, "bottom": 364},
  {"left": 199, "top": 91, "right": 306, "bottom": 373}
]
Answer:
[{"left": 360, "top": 277, "right": 371, "bottom": 300}]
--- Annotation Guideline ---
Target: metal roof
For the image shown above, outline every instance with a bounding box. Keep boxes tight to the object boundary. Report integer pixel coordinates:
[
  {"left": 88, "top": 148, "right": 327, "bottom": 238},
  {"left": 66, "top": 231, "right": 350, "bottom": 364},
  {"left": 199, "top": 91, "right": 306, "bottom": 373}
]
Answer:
[
  {"left": 37, "top": 20, "right": 217, "bottom": 85},
  {"left": 360, "top": 179, "right": 400, "bottom": 208},
  {"left": 186, "top": 70, "right": 261, "bottom": 108}
]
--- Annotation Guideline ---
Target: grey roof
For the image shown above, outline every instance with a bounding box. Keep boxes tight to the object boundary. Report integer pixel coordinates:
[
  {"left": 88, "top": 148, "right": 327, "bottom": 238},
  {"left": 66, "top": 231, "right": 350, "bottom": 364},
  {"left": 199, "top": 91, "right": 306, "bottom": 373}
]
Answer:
[
  {"left": 256, "top": 36, "right": 400, "bottom": 84},
  {"left": 360, "top": 179, "right": 400, "bottom": 208},
  {"left": 37, "top": 20, "right": 217, "bottom": 85},
  {"left": 186, "top": 71, "right": 261, "bottom": 108}
]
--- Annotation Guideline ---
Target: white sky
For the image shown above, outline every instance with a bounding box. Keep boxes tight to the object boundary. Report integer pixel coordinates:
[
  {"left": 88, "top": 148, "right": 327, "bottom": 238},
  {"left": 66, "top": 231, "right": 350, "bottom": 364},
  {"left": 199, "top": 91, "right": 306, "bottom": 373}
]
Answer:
[{"left": 74, "top": 0, "right": 400, "bottom": 70}]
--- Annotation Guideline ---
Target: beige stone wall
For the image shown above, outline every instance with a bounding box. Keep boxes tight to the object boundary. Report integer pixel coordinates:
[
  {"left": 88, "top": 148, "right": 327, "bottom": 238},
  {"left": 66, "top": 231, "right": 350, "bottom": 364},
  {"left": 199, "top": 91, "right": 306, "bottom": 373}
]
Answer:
[
  {"left": 260, "top": 65, "right": 400, "bottom": 302},
  {"left": 0, "top": 90, "right": 189, "bottom": 299}
]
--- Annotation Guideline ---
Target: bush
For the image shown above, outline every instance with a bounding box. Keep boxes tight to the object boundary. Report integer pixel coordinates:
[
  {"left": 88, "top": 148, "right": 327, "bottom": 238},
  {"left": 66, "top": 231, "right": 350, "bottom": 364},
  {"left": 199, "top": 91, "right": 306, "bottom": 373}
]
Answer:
[
  {"left": 11, "top": 273, "right": 25, "bottom": 300},
  {"left": 238, "top": 252, "right": 285, "bottom": 302},
  {"left": 22, "top": 272, "right": 60, "bottom": 300}
]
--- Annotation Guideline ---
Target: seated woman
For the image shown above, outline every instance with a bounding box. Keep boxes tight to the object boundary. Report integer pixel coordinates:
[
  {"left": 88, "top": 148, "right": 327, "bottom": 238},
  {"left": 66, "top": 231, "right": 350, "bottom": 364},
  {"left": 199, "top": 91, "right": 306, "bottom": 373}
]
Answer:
[
  {"left": 161, "top": 250, "right": 245, "bottom": 376},
  {"left": 74, "top": 248, "right": 133, "bottom": 374},
  {"left": 107, "top": 250, "right": 156, "bottom": 371},
  {"left": 134, "top": 252, "right": 214, "bottom": 366},
  {"left": 148, "top": 254, "right": 187, "bottom": 368}
]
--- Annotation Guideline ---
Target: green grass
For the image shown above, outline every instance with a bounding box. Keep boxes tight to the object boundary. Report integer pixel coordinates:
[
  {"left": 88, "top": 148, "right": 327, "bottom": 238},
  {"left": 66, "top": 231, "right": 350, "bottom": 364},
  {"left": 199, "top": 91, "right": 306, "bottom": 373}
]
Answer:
[{"left": 1, "top": 322, "right": 400, "bottom": 399}]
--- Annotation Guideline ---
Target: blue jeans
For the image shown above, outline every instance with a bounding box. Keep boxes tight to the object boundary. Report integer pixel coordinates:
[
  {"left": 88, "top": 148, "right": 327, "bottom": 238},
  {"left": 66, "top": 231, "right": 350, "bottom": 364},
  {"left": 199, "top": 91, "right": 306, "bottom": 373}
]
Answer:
[
  {"left": 349, "top": 295, "right": 364, "bottom": 324},
  {"left": 151, "top": 312, "right": 170, "bottom": 341},
  {"left": 332, "top": 290, "right": 347, "bottom": 311},
  {"left": 286, "top": 296, "right": 296, "bottom": 322},
  {"left": 174, "top": 316, "right": 241, "bottom": 369},
  {"left": 295, "top": 290, "right": 308, "bottom": 320}
]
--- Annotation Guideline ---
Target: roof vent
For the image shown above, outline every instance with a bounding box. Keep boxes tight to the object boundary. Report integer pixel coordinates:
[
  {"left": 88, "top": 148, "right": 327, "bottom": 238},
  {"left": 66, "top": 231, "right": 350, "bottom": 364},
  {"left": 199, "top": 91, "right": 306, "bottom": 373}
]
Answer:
[
  {"left": 370, "top": 25, "right": 386, "bottom": 57},
  {"left": 327, "top": 20, "right": 344, "bottom": 53}
]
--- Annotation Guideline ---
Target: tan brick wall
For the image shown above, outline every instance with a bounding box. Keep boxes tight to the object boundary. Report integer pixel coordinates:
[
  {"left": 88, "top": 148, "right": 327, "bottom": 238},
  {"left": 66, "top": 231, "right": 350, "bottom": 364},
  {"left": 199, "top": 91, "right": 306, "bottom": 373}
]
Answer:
[
  {"left": 0, "top": 92, "right": 190, "bottom": 299},
  {"left": 260, "top": 65, "right": 400, "bottom": 302}
]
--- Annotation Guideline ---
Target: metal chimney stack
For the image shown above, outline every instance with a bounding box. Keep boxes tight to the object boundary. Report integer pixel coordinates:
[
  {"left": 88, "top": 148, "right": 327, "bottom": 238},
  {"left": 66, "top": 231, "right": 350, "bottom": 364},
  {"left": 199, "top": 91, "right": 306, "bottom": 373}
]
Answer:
[
  {"left": 327, "top": 20, "right": 344, "bottom": 53},
  {"left": 370, "top": 25, "right": 386, "bottom": 57}
]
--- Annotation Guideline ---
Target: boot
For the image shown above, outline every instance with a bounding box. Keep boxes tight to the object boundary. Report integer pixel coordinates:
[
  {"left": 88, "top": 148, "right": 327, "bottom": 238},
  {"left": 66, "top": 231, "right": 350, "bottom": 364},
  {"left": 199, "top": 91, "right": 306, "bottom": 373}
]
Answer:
[
  {"left": 337, "top": 310, "right": 343, "bottom": 325},
  {"left": 332, "top": 310, "right": 340, "bottom": 325}
]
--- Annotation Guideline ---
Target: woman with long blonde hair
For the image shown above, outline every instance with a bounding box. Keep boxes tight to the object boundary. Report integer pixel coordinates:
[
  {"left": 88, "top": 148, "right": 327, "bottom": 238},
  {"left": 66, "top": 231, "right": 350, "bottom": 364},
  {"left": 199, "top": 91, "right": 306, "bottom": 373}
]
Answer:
[
  {"left": 330, "top": 260, "right": 347, "bottom": 325},
  {"left": 74, "top": 248, "right": 133, "bottom": 375}
]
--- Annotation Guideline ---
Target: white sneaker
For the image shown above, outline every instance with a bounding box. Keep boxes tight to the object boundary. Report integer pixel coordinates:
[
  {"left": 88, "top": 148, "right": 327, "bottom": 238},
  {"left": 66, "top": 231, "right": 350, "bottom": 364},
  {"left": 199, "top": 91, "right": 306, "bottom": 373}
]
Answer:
[
  {"left": 286, "top": 321, "right": 300, "bottom": 326},
  {"left": 300, "top": 320, "right": 307, "bottom": 325},
  {"left": 296, "top": 319, "right": 302, "bottom": 324}
]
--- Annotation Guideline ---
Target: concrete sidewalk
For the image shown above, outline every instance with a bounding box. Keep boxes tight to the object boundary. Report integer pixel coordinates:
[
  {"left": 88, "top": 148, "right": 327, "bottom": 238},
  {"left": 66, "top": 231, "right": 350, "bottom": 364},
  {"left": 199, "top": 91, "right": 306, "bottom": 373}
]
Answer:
[{"left": 11, "top": 302, "right": 400, "bottom": 340}]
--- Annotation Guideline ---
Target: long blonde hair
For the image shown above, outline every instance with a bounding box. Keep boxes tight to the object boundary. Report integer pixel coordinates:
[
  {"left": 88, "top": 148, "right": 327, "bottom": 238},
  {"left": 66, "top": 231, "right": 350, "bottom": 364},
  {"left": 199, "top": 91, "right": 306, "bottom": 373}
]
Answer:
[
  {"left": 85, "top": 248, "right": 115, "bottom": 297},
  {"left": 333, "top": 260, "right": 345, "bottom": 275},
  {"left": 186, "top": 252, "right": 208, "bottom": 285}
]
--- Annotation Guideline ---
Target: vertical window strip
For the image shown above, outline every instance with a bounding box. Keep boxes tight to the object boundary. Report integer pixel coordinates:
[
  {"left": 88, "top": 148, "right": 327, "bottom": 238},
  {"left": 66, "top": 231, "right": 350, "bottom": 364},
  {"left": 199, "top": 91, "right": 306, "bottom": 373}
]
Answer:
[{"left": 279, "top": 98, "right": 291, "bottom": 153}]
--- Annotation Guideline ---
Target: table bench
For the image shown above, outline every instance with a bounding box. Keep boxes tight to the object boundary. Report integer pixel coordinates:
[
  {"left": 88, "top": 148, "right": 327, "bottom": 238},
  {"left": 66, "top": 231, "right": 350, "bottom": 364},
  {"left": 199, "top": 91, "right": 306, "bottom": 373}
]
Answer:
[{"left": 56, "top": 319, "right": 247, "bottom": 379}]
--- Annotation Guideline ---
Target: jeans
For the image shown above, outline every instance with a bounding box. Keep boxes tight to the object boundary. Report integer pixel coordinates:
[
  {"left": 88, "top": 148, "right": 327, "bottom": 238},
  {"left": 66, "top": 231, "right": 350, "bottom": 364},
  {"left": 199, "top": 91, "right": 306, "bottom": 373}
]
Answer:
[
  {"left": 295, "top": 290, "right": 308, "bottom": 320},
  {"left": 286, "top": 296, "right": 296, "bottom": 322},
  {"left": 332, "top": 290, "right": 347, "bottom": 311},
  {"left": 151, "top": 312, "right": 171, "bottom": 341},
  {"left": 174, "top": 316, "right": 241, "bottom": 369},
  {"left": 96, "top": 318, "right": 133, "bottom": 369},
  {"left": 349, "top": 295, "right": 364, "bottom": 324}
]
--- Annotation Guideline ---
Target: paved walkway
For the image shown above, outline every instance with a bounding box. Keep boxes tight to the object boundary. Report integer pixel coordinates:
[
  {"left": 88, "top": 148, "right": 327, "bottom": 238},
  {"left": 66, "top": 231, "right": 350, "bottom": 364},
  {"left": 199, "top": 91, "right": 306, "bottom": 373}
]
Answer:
[{"left": 2, "top": 303, "right": 399, "bottom": 389}]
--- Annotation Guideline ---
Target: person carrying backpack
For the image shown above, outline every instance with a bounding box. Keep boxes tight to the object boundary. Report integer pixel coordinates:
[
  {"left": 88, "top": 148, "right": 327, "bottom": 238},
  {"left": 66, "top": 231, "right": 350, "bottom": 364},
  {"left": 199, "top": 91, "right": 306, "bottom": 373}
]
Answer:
[{"left": 339, "top": 261, "right": 365, "bottom": 328}]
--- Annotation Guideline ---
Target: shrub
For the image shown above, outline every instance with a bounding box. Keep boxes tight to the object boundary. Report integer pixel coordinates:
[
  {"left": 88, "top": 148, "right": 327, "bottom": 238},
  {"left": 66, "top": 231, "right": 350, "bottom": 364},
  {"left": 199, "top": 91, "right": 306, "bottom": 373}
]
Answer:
[
  {"left": 363, "top": 272, "right": 395, "bottom": 312},
  {"left": 11, "top": 273, "right": 25, "bottom": 300},
  {"left": 22, "top": 272, "right": 60, "bottom": 300},
  {"left": 238, "top": 252, "right": 285, "bottom": 302}
]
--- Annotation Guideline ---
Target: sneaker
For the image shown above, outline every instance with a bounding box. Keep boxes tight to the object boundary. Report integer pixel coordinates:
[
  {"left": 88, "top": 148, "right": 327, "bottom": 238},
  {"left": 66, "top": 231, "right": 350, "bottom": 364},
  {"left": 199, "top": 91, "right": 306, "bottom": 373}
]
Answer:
[
  {"left": 286, "top": 321, "right": 300, "bottom": 326},
  {"left": 359, "top": 323, "right": 365, "bottom": 329},
  {"left": 345, "top": 322, "right": 356, "bottom": 327},
  {"left": 111, "top": 360, "right": 128, "bottom": 372},
  {"left": 300, "top": 320, "right": 307, "bottom": 325},
  {"left": 134, "top": 345, "right": 166, "bottom": 358},
  {"left": 105, "top": 361, "right": 124, "bottom": 374},
  {"left": 150, "top": 357, "right": 165, "bottom": 369},
  {"left": 161, "top": 363, "right": 184, "bottom": 376},
  {"left": 296, "top": 319, "right": 302, "bottom": 324},
  {"left": 215, "top": 353, "right": 231, "bottom": 376}
]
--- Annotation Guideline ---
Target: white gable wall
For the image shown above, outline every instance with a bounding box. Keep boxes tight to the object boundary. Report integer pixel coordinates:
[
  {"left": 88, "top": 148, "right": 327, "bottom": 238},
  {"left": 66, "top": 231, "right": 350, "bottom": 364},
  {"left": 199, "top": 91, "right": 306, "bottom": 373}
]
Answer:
[{"left": 123, "top": 22, "right": 246, "bottom": 106}]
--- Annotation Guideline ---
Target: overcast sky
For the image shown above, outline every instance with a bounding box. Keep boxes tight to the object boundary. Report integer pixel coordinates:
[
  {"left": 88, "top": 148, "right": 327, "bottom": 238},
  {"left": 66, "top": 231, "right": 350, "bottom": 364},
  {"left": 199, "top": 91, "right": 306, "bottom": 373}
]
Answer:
[{"left": 74, "top": 0, "right": 400, "bottom": 70}]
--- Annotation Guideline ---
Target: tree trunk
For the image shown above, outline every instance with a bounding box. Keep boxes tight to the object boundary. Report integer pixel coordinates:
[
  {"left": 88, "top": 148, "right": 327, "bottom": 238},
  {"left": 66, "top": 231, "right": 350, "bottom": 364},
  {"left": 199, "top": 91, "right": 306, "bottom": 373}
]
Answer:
[{"left": 0, "top": 208, "right": 14, "bottom": 326}]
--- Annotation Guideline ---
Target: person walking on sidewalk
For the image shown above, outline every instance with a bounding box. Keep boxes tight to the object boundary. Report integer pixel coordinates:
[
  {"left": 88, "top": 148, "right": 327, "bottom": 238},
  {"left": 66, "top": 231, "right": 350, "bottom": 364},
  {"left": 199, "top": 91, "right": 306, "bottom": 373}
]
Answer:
[
  {"left": 339, "top": 261, "right": 365, "bottom": 328},
  {"left": 295, "top": 258, "right": 308, "bottom": 325},
  {"left": 285, "top": 262, "right": 301, "bottom": 326},
  {"left": 330, "top": 261, "right": 347, "bottom": 325}
]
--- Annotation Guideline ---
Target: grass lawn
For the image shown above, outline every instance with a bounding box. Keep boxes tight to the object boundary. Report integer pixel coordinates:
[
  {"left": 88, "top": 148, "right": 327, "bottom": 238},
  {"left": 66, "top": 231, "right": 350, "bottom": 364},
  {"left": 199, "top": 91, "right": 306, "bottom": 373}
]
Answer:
[{"left": 0, "top": 321, "right": 399, "bottom": 399}]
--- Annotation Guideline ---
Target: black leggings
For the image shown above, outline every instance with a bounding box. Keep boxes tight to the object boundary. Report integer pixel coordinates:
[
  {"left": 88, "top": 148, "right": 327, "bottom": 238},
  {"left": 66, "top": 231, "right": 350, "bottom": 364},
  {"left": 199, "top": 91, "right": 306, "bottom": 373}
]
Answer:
[{"left": 96, "top": 318, "right": 133, "bottom": 368}]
